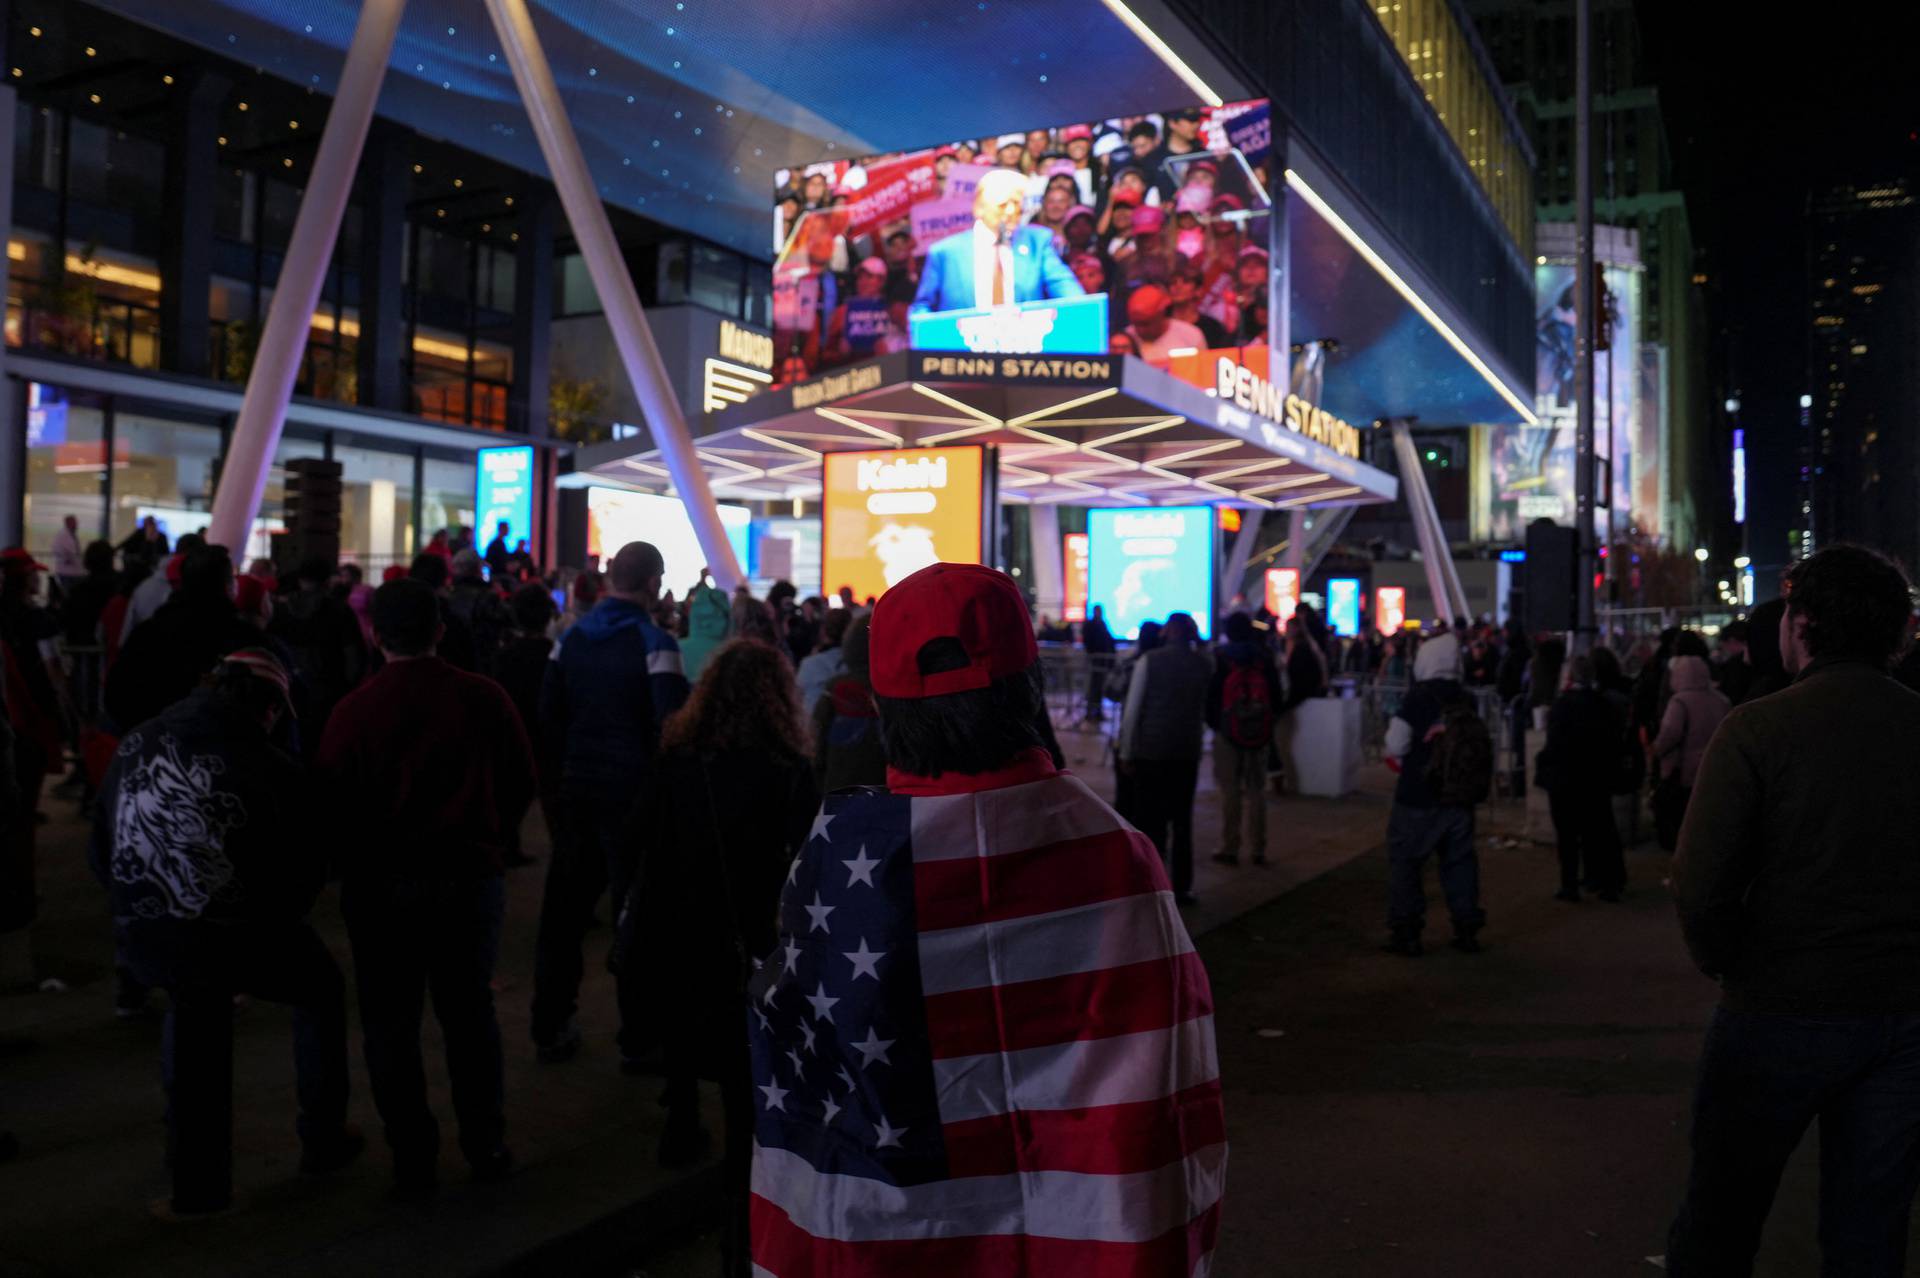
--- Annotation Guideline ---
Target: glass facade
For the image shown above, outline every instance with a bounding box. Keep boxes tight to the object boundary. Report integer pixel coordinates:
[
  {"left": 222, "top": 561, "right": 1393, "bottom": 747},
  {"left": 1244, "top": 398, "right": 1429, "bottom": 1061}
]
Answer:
[
  {"left": 1372, "top": 0, "right": 1535, "bottom": 253},
  {"left": 336, "top": 440, "right": 418, "bottom": 568},
  {"left": 20, "top": 385, "right": 108, "bottom": 556},
  {"left": 109, "top": 409, "right": 222, "bottom": 545}
]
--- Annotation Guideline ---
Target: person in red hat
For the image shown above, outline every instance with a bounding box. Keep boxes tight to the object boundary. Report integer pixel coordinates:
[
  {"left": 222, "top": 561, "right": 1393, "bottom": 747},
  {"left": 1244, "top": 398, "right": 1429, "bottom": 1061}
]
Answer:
[
  {"left": 745, "top": 562, "right": 1226, "bottom": 1277},
  {"left": 1125, "top": 282, "right": 1208, "bottom": 365}
]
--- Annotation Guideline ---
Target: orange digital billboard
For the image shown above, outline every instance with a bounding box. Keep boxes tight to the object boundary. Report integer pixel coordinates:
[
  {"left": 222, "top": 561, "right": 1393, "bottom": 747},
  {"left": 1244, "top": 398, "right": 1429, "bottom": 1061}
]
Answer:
[{"left": 821, "top": 446, "right": 986, "bottom": 603}]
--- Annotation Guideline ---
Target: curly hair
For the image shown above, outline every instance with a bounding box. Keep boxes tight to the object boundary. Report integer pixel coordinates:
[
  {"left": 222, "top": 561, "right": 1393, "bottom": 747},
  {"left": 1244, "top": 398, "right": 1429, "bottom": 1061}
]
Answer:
[
  {"left": 1783, "top": 544, "right": 1914, "bottom": 666},
  {"left": 661, "top": 637, "right": 809, "bottom": 759}
]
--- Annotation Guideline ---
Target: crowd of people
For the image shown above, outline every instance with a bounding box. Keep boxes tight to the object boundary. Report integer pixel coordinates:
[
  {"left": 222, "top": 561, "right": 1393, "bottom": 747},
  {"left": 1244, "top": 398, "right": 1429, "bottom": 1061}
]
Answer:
[
  {"left": 11, "top": 519, "right": 1920, "bottom": 1275},
  {"left": 771, "top": 106, "right": 1275, "bottom": 380}
]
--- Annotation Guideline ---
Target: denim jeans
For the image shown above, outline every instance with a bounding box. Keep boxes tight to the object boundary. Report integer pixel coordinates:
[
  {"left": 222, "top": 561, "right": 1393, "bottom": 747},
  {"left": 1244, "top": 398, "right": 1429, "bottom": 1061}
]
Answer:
[
  {"left": 125, "top": 920, "right": 350, "bottom": 1212},
  {"left": 343, "top": 874, "right": 507, "bottom": 1174},
  {"left": 531, "top": 780, "right": 650, "bottom": 1055},
  {"left": 1668, "top": 1006, "right": 1920, "bottom": 1277},
  {"left": 1385, "top": 803, "right": 1484, "bottom": 934}
]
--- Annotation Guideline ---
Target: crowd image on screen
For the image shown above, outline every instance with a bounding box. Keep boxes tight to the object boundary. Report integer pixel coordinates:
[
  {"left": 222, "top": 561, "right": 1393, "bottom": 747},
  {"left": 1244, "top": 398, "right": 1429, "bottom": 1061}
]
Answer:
[{"left": 769, "top": 100, "right": 1276, "bottom": 384}]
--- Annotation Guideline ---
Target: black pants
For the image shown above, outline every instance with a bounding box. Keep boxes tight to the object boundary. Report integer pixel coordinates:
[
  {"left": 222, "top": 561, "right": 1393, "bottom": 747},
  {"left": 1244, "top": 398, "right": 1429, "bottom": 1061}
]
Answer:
[
  {"left": 344, "top": 875, "right": 506, "bottom": 1175},
  {"left": 126, "top": 921, "right": 350, "bottom": 1213},
  {"left": 1549, "top": 787, "right": 1626, "bottom": 895},
  {"left": 1133, "top": 757, "right": 1200, "bottom": 895},
  {"left": 663, "top": 1040, "right": 756, "bottom": 1278},
  {"left": 1669, "top": 1007, "right": 1920, "bottom": 1277},
  {"left": 1086, "top": 656, "right": 1111, "bottom": 721},
  {"left": 531, "top": 780, "right": 649, "bottom": 1054}
]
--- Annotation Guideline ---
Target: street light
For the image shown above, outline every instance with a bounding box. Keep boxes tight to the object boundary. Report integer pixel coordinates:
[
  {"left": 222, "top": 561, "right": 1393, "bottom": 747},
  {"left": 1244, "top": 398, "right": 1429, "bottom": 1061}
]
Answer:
[
  {"left": 1734, "top": 555, "right": 1751, "bottom": 569},
  {"left": 1799, "top": 394, "right": 1813, "bottom": 409},
  {"left": 1694, "top": 547, "right": 1710, "bottom": 563}
]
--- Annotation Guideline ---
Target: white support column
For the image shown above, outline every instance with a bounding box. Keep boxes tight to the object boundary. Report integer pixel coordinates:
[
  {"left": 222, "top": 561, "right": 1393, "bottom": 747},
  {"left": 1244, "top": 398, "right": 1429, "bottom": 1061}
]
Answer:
[
  {"left": 1390, "top": 421, "right": 1458, "bottom": 626},
  {"left": 1221, "top": 511, "right": 1263, "bottom": 608},
  {"left": 1028, "top": 504, "right": 1064, "bottom": 621},
  {"left": 483, "top": 0, "right": 745, "bottom": 588},
  {"left": 207, "top": 0, "right": 407, "bottom": 552}
]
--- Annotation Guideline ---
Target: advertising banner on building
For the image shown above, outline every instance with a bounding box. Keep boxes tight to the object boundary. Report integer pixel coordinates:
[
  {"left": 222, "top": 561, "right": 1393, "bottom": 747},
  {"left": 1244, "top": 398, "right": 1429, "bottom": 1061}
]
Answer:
[
  {"left": 1064, "top": 532, "right": 1090, "bottom": 623},
  {"left": 1478, "top": 262, "right": 1640, "bottom": 542},
  {"left": 1087, "top": 505, "right": 1216, "bottom": 641},
  {"left": 1375, "top": 586, "right": 1407, "bottom": 636},
  {"left": 475, "top": 445, "right": 535, "bottom": 564},
  {"left": 821, "top": 446, "right": 986, "bottom": 603},
  {"left": 1265, "top": 567, "right": 1300, "bottom": 623},
  {"left": 1326, "top": 578, "right": 1361, "bottom": 637}
]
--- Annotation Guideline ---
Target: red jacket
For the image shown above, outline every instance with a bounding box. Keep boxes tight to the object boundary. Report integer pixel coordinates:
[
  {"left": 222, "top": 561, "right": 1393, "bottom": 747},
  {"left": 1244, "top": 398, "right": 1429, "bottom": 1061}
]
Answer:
[{"left": 316, "top": 656, "right": 535, "bottom": 877}]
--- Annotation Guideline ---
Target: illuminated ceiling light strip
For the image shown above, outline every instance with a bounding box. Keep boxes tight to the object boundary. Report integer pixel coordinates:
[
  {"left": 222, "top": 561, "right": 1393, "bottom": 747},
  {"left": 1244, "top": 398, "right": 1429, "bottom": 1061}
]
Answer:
[
  {"left": 739, "top": 428, "right": 822, "bottom": 460},
  {"left": 1188, "top": 457, "right": 1293, "bottom": 483},
  {"left": 1004, "top": 386, "right": 1120, "bottom": 429},
  {"left": 820, "top": 409, "right": 998, "bottom": 425},
  {"left": 616, "top": 459, "right": 672, "bottom": 478},
  {"left": 1083, "top": 416, "right": 1186, "bottom": 450},
  {"left": 921, "top": 422, "right": 1007, "bottom": 447},
  {"left": 1031, "top": 415, "right": 1182, "bottom": 428},
  {"left": 1150, "top": 440, "right": 1244, "bottom": 467},
  {"left": 695, "top": 451, "right": 763, "bottom": 477},
  {"left": 1004, "top": 425, "right": 1082, "bottom": 458},
  {"left": 1285, "top": 169, "right": 1537, "bottom": 426},
  {"left": 1100, "top": 0, "right": 1224, "bottom": 107},
  {"left": 910, "top": 381, "right": 1001, "bottom": 426},
  {"left": 813, "top": 407, "right": 904, "bottom": 445},
  {"left": 1272, "top": 484, "right": 1364, "bottom": 509},
  {"left": 1244, "top": 473, "right": 1331, "bottom": 497}
]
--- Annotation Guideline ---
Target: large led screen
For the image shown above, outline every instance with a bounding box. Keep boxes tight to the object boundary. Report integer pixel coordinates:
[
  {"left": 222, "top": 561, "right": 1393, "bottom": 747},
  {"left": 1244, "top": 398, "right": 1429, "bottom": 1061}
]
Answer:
[
  {"left": 821, "top": 446, "right": 986, "bottom": 604},
  {"left": 1087, "top": 505, "right": 1216, "bottom": 641},
  {"left": 475, "top": 446, "right": 535, "bottom": 565},
  {"left": 585, "top": 488, "right": 751, "bottom": 599}
]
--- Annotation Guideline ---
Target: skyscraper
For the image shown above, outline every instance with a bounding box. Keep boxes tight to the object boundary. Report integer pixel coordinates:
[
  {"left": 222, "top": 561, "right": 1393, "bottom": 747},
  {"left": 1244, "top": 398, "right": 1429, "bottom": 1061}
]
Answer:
[{"left": 1805, "top": 179, "right": 1920, "bottom": 571}]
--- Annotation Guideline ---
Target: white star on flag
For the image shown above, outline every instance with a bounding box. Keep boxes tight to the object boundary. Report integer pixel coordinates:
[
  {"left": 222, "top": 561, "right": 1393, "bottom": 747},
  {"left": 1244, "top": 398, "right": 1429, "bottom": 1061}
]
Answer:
[
  {"left": 836, "top": 1065, "right": 855, "bottom": 1093},
  {"left": 808, "top": 811, "right": 836, "bottom": 844},
  {"left": 786, "top": 1047, "right": 805, "bottom": 1075},
  {"left": 753, "top": 1006, "right": 771, "bottom": 1032},
  {"left": 843, "top": 938, "right": 884, "bottom": 981},
  {"left": 873, "top": 1113, "right": 906, "bottom": 1149},
  {"left": 852, "top": 1026, "right": 895, "bottom": 1069},
  {"left": 805, "top": 983, "right": 840, "bottom": 1024},
  {"left": 762, "top": 981, "right": 781, "bottom": 1008},
  {"left": 822, "top": 1097, "right": 842, "bottom": 1125},
  {"left": 782, "top": 939, "right": 802, "bottom": 975},
  {"left": 843, "top": 845, "right": 879, "bottom": 888},
  {"left": 803, "top": 892, "right": 835, "bottom": 934},
  {"left": 787, "top": 854, "right": 800, "bottom": 886},
  {"left": 799, "top": 1021, "right": 817, "bottom": 1053},
  {"left": 758, "top": 1080, "right": 789, "bottom": 1112}
]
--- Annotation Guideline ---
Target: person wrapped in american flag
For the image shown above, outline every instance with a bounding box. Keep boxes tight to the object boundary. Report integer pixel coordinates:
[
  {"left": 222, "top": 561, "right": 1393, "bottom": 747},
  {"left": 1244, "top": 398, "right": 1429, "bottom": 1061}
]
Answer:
[{"left": 747, "top": 562, "right": 1226, "bottom": 1276}]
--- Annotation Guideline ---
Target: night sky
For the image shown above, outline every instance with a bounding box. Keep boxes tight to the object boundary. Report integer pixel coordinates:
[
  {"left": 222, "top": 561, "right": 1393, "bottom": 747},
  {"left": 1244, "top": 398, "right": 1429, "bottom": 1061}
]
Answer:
[{"left": 1634, "top": 4, "right": 1920, "bottom": 575}]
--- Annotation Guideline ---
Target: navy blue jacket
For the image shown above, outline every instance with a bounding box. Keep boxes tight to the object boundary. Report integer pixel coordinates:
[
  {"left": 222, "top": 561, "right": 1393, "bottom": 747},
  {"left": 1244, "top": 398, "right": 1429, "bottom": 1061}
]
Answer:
[{"left": 542, "top": 598, "right": 689, "bottom": 783}]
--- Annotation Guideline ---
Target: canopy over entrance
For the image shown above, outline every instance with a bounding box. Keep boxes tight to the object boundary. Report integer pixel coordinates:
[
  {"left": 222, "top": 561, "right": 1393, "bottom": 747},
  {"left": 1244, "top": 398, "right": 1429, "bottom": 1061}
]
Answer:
[{"left": 569, "top": 350, "right": 1399, "bottom": 510}]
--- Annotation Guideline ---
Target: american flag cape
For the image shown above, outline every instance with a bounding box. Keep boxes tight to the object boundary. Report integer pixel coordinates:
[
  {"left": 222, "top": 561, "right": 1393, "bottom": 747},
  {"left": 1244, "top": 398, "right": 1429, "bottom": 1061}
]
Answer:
[{"left": 746, "top": 752, "right": 1226, "bottom": 1276}]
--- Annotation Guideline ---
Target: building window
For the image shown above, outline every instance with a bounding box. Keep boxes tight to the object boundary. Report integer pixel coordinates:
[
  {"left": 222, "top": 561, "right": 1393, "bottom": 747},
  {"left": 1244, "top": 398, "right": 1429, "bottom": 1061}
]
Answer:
[
  {"left": 421, "top": 455, "right": 477, "bottom": 544},
  {"left": 109, "top": 409, "right": 223, "bottom": 547},
  {"left": 335, "top": 440, "right": 419, "bottom": 566},
  {"left": 21, "top": 383, "right": 109, "bottom": 555}
]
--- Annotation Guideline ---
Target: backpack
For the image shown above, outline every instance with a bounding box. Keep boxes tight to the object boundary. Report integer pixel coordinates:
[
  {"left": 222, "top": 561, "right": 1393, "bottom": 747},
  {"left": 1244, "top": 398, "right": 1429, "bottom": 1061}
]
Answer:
[
  {"left": 1425, "top": 693, "right": 1494, "bottom": 806},
  {"left": 1220, "top": 662, "right": 1276, "bottom": 749}
]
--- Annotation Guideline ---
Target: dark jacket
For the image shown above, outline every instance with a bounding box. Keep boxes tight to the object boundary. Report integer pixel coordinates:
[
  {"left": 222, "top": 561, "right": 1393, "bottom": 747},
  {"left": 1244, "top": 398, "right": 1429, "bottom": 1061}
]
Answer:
[
  {"left": 542, "top": 598, "right": 689, "bottom": 784},
  {"left": 1082, "top": 613, "right": 1116, "bottom": 657},
  {"left": 1283, "top": 641, "right": 1327, "bottom": 711},
  {"left": 1538, "top": 685, "right": 1621, "bottom": 796},
  {"left": 1119, "top": 641, "right": 1213, "bottom": 762},
  {"left": 1390, "top": 677, "right": 1466, "bottom": 808},
  {"left": 493, "top": 631, "right": 555, "bottom": 771},
  {"left": 268, "top": 587, "right": 368, "bottom": 731},
  {"left": 1205, "top": 640, "right": 1282, "bottom": 737},
  {"left": 447, "top": 575, "right": 511, "bottom": 675},
  {"left": 104, "top": 591, "right": 261, "bottom": 733},
  {"left": 1672, "top": 657, "right": 1920, "bottom": 1013},
  {"left": 61, "top": 569, "right": 120, "bottom": 647},
  {"left": 316, "top": 656, "right": 536, "bottom": 878},
  {"left": 89, "top": 689, "right": 322, "bottom": 931},
  {"left": 630, "top": 746, "right": 819, "bottom": 1079}
]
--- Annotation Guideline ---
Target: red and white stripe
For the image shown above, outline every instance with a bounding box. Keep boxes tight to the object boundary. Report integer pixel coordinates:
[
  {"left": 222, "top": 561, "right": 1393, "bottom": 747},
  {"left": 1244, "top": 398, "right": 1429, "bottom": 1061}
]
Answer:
[{"left": 752, "top": 772, "right": 1225, "bottom": 1277}]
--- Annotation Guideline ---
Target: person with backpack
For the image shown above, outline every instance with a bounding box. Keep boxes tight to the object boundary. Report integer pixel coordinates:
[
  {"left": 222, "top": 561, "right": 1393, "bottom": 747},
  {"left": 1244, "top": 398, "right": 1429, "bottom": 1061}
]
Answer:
[
  {"left": 1381, "top": 630, "right": 1491, "bottom": 955},
  {"left": 1207, "top": 612, "right": 1281, "bottom": 867}
]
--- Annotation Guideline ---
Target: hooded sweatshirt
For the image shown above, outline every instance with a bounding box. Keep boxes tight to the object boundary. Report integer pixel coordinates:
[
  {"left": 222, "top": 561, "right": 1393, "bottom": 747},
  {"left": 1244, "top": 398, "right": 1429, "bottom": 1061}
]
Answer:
[
  {"left": 1652, "top": 654, "right": 1730, "bottom": 786},
  {"left": 1386, "top": 633, "right": 1467, "bottom": 808},
  {"left": 678, "top": 583, "right": 731, "bottom": 683}
]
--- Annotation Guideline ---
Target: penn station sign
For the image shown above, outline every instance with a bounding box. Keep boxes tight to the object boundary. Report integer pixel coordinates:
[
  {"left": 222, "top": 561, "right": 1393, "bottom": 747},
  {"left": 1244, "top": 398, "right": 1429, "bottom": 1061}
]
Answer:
[{"left": 1214, "top": 357, "right": 1363, "bottom": 460}]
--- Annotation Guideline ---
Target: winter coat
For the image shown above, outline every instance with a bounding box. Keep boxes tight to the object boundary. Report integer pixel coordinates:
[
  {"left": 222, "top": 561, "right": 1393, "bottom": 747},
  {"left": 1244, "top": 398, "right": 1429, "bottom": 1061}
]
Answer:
[
  {"left": 1539, "top": 685, "right": 1623, "bottom": 796},
  {"left": 104, "top": 591, "right": 261, "bottom": 733},
  {"left": 677, "top": 584, "right": 731, "bottom": 683},
  {"left": 1120, "top": 641, "right": 1213, "bottom": 762},
  {"left": 1651, "top": 655, "right": 1730, "bottom": 786},
  {"left": 542, "top": 598, "right": 689, "bottom": 784},
  {"left": 1205, "top": 640, "right": 1282, "bottom": 741}
]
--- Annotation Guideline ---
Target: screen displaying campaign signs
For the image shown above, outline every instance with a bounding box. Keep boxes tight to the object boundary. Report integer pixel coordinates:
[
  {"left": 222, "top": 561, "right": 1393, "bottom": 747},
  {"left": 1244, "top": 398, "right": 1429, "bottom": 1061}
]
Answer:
[
  {"left": 584, "top": 488, "right": 751, "bottom": 598},
  {"left": 1327, "top": 577, "right": 1361, "bottom": 638},
  {"left": 821, "top": 446, "right": 986, "bottom": 604},
  {"left": 475, "top": 446, "right": 535, "bottom": 567},
  {"left": 1063, "top": 532, "right": 1090, "bottom": 624},
  {"left": 1264, "top": 568, "right": 1299, "bottom": 624},
  {"left": 1087, "top": 505, "right": 1216, "bottom": 642},
  {"left": 1375, "top": 586, "right": 1407, "bottom": 636}
]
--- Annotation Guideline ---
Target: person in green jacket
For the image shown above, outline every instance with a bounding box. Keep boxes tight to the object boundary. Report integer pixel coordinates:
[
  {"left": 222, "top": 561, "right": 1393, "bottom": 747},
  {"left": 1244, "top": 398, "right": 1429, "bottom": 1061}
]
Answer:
[{"left": 678, "top": 580, "right": 731, "bottom": 682}]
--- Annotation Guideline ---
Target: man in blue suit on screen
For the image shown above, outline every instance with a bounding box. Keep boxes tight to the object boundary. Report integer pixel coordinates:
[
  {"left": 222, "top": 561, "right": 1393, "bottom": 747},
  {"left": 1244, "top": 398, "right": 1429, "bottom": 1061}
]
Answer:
[{"left": 911, "top": 168, "right": 1086, "bottom": 314}]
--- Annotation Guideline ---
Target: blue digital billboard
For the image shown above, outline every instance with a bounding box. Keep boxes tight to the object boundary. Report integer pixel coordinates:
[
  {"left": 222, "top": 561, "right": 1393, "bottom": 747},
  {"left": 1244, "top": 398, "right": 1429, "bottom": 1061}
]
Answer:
[
  {"left": 475, "top": 445, "right": 535, "bottom": 569},
  {"left": 1327, "top": 577, "right": 1361, "bottom": 638},
  {"left": 1087, "top": 505, "right": 1216, "bottom": 642}
]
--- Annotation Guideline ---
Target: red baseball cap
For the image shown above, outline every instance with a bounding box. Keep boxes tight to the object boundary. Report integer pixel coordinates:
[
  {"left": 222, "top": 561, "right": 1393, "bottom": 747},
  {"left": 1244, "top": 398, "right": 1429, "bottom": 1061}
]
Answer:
[
  {"left": 1127, "top": 284, "right": 1172, "bottom": 322},
  {"left": 1109, "top": 188, "right": 1143, "bottom": 209},
  {"left": 1130, "top": 205, "right": 1166, "bottom": 236},
  {"left": 0, "top": 546, "right": 47, "bottom": 573},
  {"left": 234, "top": 573, "right": 270, "bottom": 617},
  {"left": 1060, "top": 124, "right": 1094, "bottom": 143},
  {"left": 870, "top": 563, "right": 1037, "bottom": 699}
]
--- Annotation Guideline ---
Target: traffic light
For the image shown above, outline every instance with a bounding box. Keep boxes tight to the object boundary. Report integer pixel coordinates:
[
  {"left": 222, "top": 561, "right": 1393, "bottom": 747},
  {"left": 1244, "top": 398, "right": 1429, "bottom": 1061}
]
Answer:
[
  {"left": 1523, "top": 518, "right": 1576, "bottom": 634},
  {"left": 277, "top": 457, "right": 343, "bottom": 570}
]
